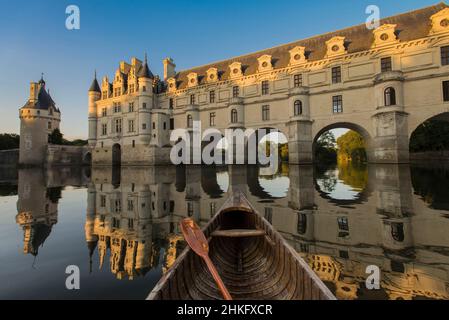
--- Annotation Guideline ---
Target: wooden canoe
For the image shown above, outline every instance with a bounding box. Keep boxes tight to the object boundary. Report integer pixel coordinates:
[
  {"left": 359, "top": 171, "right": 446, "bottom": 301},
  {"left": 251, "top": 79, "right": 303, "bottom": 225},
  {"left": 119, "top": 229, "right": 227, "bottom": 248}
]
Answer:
[{"left": 147, "top": 191, "right": 336, "bottom": 300}]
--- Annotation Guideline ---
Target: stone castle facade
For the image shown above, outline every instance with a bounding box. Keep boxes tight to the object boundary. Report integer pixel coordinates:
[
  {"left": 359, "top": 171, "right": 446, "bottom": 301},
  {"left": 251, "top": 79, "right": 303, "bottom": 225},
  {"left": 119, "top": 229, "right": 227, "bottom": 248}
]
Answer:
[{"left": 88, "top": 3, "right": 449, "bottom": 165}]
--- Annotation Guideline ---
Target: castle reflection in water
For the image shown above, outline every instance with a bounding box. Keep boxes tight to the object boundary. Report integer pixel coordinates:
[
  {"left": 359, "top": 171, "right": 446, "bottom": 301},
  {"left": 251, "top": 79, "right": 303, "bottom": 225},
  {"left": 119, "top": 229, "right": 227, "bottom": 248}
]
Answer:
[{"left": 13, "top": 163, "right": 449, "bottom": 300}]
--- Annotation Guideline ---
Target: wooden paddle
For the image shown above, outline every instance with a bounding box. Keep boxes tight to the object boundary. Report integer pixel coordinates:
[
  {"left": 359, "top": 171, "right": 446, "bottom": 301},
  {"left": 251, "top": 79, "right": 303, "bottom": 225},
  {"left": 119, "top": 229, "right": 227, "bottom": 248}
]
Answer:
[{"left": 180, "top": 218, "right": 233, "bottom": 300}]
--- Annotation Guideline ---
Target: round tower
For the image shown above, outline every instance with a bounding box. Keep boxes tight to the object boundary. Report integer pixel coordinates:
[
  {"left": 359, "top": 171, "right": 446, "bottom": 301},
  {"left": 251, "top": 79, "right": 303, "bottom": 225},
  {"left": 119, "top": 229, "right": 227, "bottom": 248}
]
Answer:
[
  {"left": 19, "top": 75, "right": 61, "bottom": 166},
  {"left": 137, "top": 54, "right": 154, "bottom": 144},
  {"left": 88, "top": 71, "right": 101, "bottom": 147}
]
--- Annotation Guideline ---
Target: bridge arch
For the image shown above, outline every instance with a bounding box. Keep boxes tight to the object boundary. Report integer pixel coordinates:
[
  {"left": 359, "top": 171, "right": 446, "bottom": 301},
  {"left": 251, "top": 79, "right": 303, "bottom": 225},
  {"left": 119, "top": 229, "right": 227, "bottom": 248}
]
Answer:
[{"left": 312, "top": 122, "right": 374, "bottom": 163}]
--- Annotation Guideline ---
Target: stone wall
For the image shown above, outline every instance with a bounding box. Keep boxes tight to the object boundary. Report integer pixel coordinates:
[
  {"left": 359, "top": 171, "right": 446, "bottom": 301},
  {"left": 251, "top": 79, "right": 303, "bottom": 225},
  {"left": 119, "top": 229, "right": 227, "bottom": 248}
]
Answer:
[
  {"left": 46, "top": 145, "right": 90, "bottom": 166},
  {"left": 0, "top": 149, "right": 19, "bottom": 167}
]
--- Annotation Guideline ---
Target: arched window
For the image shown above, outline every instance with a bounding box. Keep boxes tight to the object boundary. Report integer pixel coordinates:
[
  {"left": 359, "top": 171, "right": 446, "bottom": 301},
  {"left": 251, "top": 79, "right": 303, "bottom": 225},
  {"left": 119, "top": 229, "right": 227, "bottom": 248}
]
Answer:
[
  {"left": 294, "top": 100, "right": 303, "bottom": 116},
  {"left": 391, "top": 223, "right": 404, "bottom": 242},
  {"left": 231, "top": 109, "right": 238, "bottom": 123},
  {"left": 384, "top": 87, "right": 396, "bottom": 106},
  {"left": 187, "top": 114, "right": 193, "bottom": 128}
]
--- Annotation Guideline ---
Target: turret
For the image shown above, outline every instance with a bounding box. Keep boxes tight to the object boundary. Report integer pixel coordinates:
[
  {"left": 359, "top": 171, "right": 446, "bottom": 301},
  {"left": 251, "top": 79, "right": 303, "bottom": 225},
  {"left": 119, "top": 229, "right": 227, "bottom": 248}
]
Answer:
[
  {"left": 19, "top": 75, "right": 61, "bottom": 166},
  {"left": 88, "top": 71, "right": 101, "bottom": 147},
  {"left": 138, "top": 54, "right": 153, "bottom": 144}
]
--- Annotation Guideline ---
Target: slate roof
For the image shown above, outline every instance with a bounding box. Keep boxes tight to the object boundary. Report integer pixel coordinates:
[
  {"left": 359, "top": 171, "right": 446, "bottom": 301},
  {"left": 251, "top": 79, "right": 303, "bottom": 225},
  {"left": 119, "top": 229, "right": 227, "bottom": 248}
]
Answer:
[
  {"left": 172, "top": 3, "right": 448, "bottom": 90},
  {"left": 22, "top": 85, "right": 58, "bottom": 111}
]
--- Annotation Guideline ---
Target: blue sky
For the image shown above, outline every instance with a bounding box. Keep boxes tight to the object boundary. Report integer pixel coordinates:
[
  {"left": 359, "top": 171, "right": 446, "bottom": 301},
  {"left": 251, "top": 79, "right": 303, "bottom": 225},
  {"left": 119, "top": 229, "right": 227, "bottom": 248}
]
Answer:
[{"left": 0, "top": 0, "right": 440, "bottom": 139}]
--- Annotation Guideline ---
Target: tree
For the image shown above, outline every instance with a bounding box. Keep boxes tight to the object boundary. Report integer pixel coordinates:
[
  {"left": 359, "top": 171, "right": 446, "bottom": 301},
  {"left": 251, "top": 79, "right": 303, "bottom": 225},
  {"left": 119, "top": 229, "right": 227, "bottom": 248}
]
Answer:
[
  {"left": 0, "top": 133, "right": 20, "bottom": 150},
  {"left": 315, "top": 131, "right": 337, "bottom": 163},
  {"left": 48, "top": 128, "right": 64, "bottom": 145},
  {"left": 336, "top": 130, "right": 367, "bottom": 163}
]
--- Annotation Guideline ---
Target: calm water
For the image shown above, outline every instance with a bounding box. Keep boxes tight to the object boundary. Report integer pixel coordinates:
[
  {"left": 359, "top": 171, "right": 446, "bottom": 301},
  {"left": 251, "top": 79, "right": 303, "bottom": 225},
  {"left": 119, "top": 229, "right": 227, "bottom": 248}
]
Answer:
[{"left": 1, "top": 163, "right": 449, "bottom": 300}]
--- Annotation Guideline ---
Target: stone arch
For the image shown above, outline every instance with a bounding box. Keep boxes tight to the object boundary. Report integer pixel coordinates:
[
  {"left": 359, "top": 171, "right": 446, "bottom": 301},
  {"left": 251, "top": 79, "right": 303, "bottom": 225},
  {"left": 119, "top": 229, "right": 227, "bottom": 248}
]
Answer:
[
  {"left": 83, "top": 152, "right": 92, "bottom": 166},
  {"left": 112, "top": 144, "right": 121, "bottom": 166},
  {"left": 246, "top": 126, "right": 289, "bottom": 163},
  {"left": 408, "top": 110, "right": 449, "bottom": 138},
  {"left": 313, "top": 121, "right": 374, "bottom": 163}
]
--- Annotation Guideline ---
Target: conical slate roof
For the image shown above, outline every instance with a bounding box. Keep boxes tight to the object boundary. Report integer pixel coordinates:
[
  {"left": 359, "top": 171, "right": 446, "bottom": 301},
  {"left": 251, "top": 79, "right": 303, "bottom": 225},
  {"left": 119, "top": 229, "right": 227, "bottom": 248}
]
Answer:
[
  {"left": 89, "top": 71, "right": 101, "bottom": 92},
  {"left": 137, "top": 54, "right": 154, "bottom": 79}
]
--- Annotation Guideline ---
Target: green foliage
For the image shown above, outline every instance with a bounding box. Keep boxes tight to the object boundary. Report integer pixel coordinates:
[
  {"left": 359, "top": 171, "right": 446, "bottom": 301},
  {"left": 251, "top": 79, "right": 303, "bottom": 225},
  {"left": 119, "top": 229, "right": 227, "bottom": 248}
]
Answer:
[
  {"left": 48, "top": 129, "right": 87, "bottom": 146},
  {"left": 0, "top": 133, "right": 20, "bottom": 150},
  {"left": 315, "top": 131, "right": 337, "bottom": 163},
  {"left": 48, "top": 128, "right": 64, "bottom": 145},
  {"left": 336, "top": 130, "right": 367, "bottom": 163},
  {"left": 410, "top": 120, "right": 449, "bottom": 152},
  {"left": 279, "top": 143, "right": 289, "bottom": 161}
]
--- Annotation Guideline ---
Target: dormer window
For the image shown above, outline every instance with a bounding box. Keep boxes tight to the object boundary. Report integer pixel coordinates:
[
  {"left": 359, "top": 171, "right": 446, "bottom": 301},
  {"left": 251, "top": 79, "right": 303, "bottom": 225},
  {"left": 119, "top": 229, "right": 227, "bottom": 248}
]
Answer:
[
  {"left": 187, "top": 72, "right": 198, "bottom": 87},
  {"left": 257, "top": 55, "right": 273, "bottom": 72},
  {"left": 430, "top": 8, "right": 449, "bottom": 34},
  {"left": 372, "top": 24, "right": 398, "bottom": 47},
  {"left": 229, "top": 62, "right": 242, "bottom": 79},
  {"left": 289, "top": 46, "right": 306, "bottom": 65},
  {"left": 167, "top": 78, "right": 177, "bottom": 92},
  {"left": 206, "top": 68, "right": 218, "bottom": 83},
  {"left": 325, "top": 36, "right": 346, "bottom": 57}
]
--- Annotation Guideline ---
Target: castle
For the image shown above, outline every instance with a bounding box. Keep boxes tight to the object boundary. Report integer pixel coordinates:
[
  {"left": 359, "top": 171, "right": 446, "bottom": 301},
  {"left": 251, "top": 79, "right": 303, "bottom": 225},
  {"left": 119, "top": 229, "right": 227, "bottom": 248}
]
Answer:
[{"left": 88, "top": 3, "right": 449, "bottom": 166}]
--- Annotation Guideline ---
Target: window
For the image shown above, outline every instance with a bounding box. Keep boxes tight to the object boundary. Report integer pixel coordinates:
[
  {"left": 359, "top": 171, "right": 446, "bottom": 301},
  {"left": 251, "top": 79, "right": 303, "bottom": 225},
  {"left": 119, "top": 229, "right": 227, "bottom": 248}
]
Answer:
[
  {"left": 163, "top": 122, "right": 166, "bottom": 130},
  {"left": 112, "top": 217, "right": 120, "bottom": 228},
  {"left": 129, "top": 84, "right": 135, "bottom": 94},
  {"left": 209, "top": 90, "right": 215, "bottom": 103},
  {"left": 142, "top": 123, "right": 147, "bottom": 130},
  {"left": 127, "top": 200, "right": 134, "bottom": 211},
  {"left": 337, "top": 217, "right": 349, "bottom": 231},
  {"left": 102, "top": 91, "right": 108, "bottom": 99},
  {"left": 101, "top": 124, "right": 107, "bottom": 136},
  {"left": 102, "top": 108, "right": 107, "bottom": 117},
  {"left": 187, "top": 202, "right": 194, "bottom": 217},
  {"left": 142, "top": 102, "right": 147, "bottom": 109},
  {"left": 441, "top": 46, "right": 449, "bottom": 65},
  {"left": 294, "top": 74, "right": 302, "bottom": 87},
  {"left": 262, "top": 105, "right": 270, "bottom": 121},
  {"left": 48, "top": 122, "right": 52, "bottom": 130},
  {"left": 128, "top": 120, "right": 135, "bottom": 132},
  {"left": 332, "top": 95, "right": 343, "bottom": 113},
  {"left": 113, "top": 102, "right": 121, "bottom": 113},
  {"left": 142, "top": 86, "right": 146, "bottom": 92},
  {"left": 128, "top": 102, "right": 134, "bottom": 112},
  {"left": 100, "top": 195, "right": 106, "bottom": 207},
  {"left": 384, "top": 87, "right": 396, "bottom": 106},
  {"left": 114, "top": 88, "right": 121, "bottom": 97},
  {"left": 443, "top": 81, "right": 449, "bottom": 101},
  {"left": 170, "top": 118, "right": 174, "bottom": 130},
  {"left": 381, "top": 57, "right": 392, "bottom": 72},
  {"left": 190, "top": 94, "right": 195, "bottom": 105},
  {"left": 187, "top": 114, "right": 193, "bottom": 128},
  {"left": 169, "top": 98, "right": 174, "bottom": 109},
  {"left": 128, "top": 218, "right": 134, "bottom": 229},
  {"left": 210, "top": 112, "right": 216, "bottom": 126},
  {"left": 294, "top": 100, "right": 303, "bottom": 116},
  {"left": 332, "top": 66, "right": 342, "bottom": 84},
  {"left": 232, "top": 86, "right": 240, "bottom": 98},
  {"left": 114, "top": 118, "right": 122, "bottom": 133},
  {"left": 152, "top": 122, "right": 156, "bottom": 130},
  {"left": 132, "top": 140, "right": 135, "bottom": 148},
  {"left": 297, "top": 213, "right": 307, "bottom": 235},
  {"left": 261, "top": 80, "right": 269, "bottom": 95},
  {"left": 231, "top": 109, "right": 238, "bottom": 123},
  {"left": 391, "top": 223, "right": 404, "bottom": 242}
]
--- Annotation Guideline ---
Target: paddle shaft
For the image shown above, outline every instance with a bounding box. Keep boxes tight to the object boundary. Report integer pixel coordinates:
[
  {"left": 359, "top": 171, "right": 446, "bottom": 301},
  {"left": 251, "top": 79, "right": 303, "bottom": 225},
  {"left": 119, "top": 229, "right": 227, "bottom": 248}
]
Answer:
[{"left": 203, "top": 255, "right": 232, "bottom": 301}]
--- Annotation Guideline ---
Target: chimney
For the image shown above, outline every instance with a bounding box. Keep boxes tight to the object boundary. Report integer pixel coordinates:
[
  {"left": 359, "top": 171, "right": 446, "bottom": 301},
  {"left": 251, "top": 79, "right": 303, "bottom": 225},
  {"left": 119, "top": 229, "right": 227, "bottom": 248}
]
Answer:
[
  {"left": 29, "top": 82, "right": 39, "bottom": 103},
  {"left": 163, "top": 58, "right": 176, "bottom": 80}
]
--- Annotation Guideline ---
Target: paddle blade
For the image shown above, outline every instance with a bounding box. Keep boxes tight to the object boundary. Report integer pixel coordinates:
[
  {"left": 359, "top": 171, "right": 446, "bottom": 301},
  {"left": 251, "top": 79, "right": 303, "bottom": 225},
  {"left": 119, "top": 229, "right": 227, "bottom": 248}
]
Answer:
[{"left": 180, "top": 218, "right": 209, "bottom": 258}]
